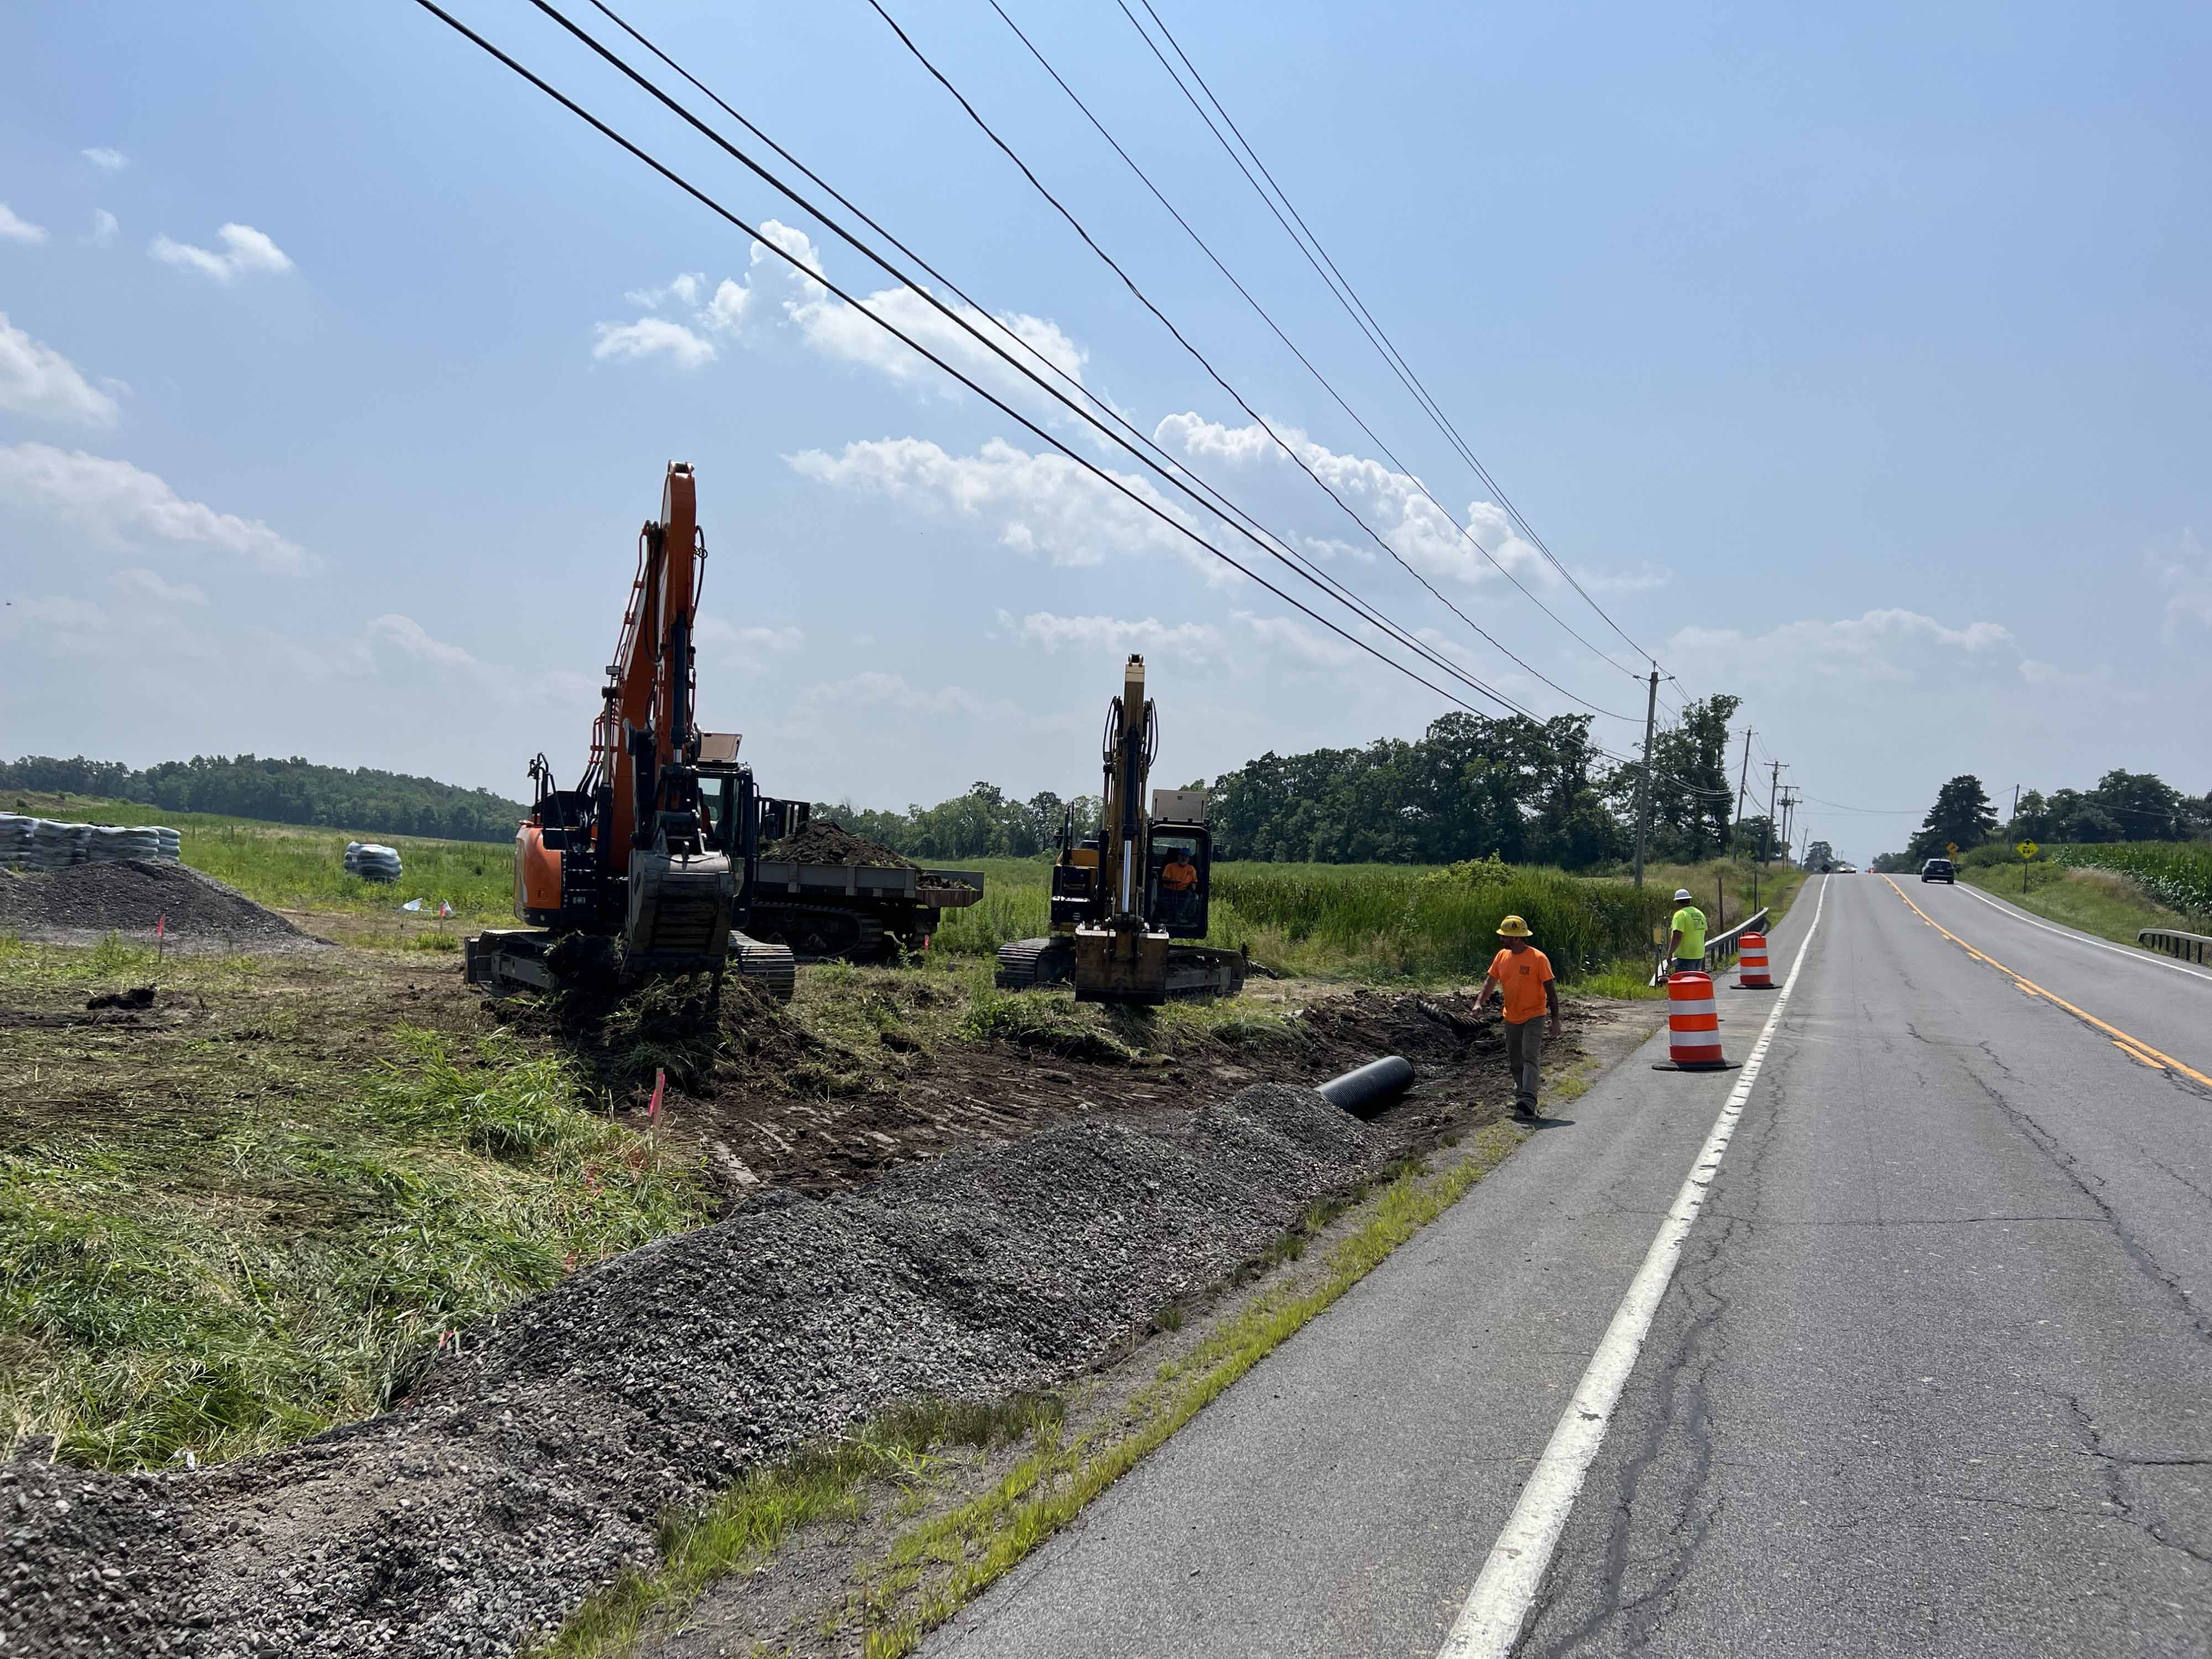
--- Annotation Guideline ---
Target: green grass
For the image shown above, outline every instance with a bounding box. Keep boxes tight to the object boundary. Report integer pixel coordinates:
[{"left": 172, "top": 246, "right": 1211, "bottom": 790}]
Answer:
[
  {"left": 1959, "top": 859, "right": 2203, "bottom": 951},
  {"left": 934, "top": 854, "right": 1804, "bottom": 987},
  {"left": 2054, "top": 842, "right": 2212, "bottom": 920},
  {"left": 0, "top": 943, "right": 703, "bottom": 1470}
]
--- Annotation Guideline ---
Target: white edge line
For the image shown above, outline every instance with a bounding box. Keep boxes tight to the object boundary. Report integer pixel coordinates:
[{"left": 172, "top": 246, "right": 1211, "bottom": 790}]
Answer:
[
  {"left": 1950, "top": 881, "right": 2212, "bottom": 986},
  {"left": 1436, "top": 874, "right": 1832, "bottom": 1659}
]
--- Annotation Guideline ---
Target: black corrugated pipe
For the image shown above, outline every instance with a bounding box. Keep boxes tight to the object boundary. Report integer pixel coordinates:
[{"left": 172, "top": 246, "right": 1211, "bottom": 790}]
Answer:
[{"left": 1317, "top": 1055, "right": 1416, "bottom": 1118}]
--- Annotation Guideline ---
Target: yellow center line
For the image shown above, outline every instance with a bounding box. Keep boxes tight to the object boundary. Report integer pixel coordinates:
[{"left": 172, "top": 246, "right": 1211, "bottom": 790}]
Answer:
[
  {"left": 2114, "top": 1040, "right": 2163, "bottom": 1070},
  {"left": 1880, "top": 878, "right": 2212, "bottom": 1090}
]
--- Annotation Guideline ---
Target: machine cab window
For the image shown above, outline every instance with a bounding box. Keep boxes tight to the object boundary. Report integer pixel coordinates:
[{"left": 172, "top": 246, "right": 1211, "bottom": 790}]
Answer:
[{"left": 1147, "top": 828, "right": 1211, "bottom": 938}]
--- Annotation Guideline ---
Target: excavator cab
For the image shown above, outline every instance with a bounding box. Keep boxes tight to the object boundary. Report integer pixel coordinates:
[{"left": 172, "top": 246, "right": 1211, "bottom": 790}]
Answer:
[{"left": 1145, "top": 822, "right": 1212, "bottom": 938}]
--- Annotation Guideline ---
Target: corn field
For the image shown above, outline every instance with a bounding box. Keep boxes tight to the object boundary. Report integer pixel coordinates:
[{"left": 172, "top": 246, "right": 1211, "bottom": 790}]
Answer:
[{"left": 2055, "top": 842, "right": 2212, "bottom": 919}]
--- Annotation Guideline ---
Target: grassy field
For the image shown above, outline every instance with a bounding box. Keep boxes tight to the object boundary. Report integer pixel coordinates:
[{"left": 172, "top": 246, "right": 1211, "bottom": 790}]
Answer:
[
  {"left": 0, "top": 937, "right": 700, "bottom": 1471},
  {"left": 1958, "top": 858, "right": 2203, "bottom": 950},
  {"left": 936, "top": 854, "right": 1805, "bottom": 987}
]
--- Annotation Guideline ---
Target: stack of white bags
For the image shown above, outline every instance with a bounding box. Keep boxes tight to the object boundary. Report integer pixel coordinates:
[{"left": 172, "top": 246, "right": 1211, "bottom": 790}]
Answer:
[
  {"left": 0, "top": 813, "right": 181, "bottom": 871},
  {"left": 343, "top": 841, "right": 404, "bottom": 883}
]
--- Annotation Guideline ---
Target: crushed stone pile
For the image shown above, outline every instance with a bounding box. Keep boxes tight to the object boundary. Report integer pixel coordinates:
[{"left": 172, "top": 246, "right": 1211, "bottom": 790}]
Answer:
[
  {"left": 0, "top": 859, "right": 320, "bottom": 950},
  {"left": 10, "top": 1083, "right": 1378, "bottom": 1658},
  {"left": 761, "top": 817, "right": 918, "bottom": 870}
]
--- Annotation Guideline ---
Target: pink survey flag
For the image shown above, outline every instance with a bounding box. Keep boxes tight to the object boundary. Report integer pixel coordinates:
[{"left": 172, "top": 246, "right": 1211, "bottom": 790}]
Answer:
[
  {"left": 648, "top": 1068, "right": 666, "bottom": 1125},
  {"left": 155, "top": 915, "right": 165, "bottom": 939}
]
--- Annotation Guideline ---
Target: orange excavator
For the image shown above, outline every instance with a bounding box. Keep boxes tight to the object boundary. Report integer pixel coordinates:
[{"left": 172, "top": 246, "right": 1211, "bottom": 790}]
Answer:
[{"left": 465, "top": 462, "right": 795, "bottom": 1001}]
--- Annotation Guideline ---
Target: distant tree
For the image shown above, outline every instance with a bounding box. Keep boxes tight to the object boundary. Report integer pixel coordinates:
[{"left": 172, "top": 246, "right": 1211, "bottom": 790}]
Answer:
[
  {"left": 1870, "top": 851, "right": 1913, "bottom": 873},
  {"left": 0, "top": 753, "right": 525, "bottom": 842},
  {"left": 1909, "top": 775, "right": 1999, "bottom": 859},
  {"left": 1605, "top": 696, "right": 1739, "bottom": 862},
  {"left": 2089, "top": 769, "right": 2187, "bottom": 841},
  {"left": 1805, "top": 839, "right": 1837, "bottom": 872}
]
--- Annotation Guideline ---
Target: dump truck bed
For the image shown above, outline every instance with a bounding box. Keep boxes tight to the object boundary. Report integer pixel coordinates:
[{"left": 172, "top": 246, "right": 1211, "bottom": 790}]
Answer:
[{"left": 749, "top": 860, "right": 985, "bottom": 906}]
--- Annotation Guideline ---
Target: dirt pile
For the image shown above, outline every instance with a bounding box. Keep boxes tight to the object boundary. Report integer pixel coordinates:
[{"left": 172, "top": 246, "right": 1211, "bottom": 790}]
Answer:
[
  {"left": 0, "top": 859, "right": 322, "bottom": 951},
  {"left": 761, "top": 818, "right": 917, "bottom": 869},
  {"left": 12, "top": 1083, "right": 1379, "bottom": 1658}
]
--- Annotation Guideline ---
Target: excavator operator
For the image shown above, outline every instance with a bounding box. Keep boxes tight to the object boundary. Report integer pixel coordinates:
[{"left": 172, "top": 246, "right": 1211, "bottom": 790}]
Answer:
[{"left": 1156, "top": 845, "right": 1199, "bottom": 925}]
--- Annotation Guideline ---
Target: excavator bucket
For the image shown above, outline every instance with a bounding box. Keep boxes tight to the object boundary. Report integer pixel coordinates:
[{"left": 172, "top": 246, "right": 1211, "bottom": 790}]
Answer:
[{"left": 623, "top": 848, "right": 737, "bottom": 975}]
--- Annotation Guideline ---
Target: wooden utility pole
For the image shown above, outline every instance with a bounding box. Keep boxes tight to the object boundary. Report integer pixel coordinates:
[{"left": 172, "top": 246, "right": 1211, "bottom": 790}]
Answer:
[
  {"left": 1734, "top": 728, "right": 1754, "bottom": 853},
  {"left": 1631, "top": 666, "right": 1660, "bottom": 890},
  {"left": 1760, "top": 760, "right": 1780, "bottom": 867}
]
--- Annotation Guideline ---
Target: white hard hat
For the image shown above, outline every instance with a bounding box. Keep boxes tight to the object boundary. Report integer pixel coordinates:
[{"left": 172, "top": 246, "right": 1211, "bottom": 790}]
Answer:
[{"left": 1674, "top": 888, "right": 1693, "bottom": 902}]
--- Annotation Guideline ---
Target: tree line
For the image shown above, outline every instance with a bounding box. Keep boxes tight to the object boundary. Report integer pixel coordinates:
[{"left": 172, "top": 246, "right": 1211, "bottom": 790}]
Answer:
[
  {"left": 1875, "top": 769, "right": 2212, "bottom": 869},
  {"left": 1, "top": 754, "right": 528, "bottom": 844},
  {"left": 816, "top": 697, "right": 1755, "bottom": 869}
]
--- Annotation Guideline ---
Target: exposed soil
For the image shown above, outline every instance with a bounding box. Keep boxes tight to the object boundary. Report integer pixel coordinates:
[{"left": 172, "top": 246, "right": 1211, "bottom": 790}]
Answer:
[
  {"left": 9, "top": 1082, "right": 1390, "bottom": 1658},
  {"left": 634, "top": 982, "right": 1512, "bottom": 1206},
  {"left": 761, "top": 820, "right": 917, "bottom": 870},
  {"left": 0, "top": 860, "right": 328, "bottom": 953}
]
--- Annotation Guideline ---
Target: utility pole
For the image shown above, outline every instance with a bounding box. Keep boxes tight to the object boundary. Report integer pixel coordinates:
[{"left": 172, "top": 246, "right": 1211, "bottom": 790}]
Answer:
[
  {"left": 1734, "top": 728, "right": 1754, "bottom": 854},
  {"left": 2011, "top": 782, "right": 2021, "bottom": 822},
  {"left": 1631, "top": 665, "right": 1659, "bottom": 890},
  {"left": 1778, "top": 788, "right": 1799, "bottom": 867},
  {"left": 1761, "top": 760, "right": 1780, "bottom": 868}
]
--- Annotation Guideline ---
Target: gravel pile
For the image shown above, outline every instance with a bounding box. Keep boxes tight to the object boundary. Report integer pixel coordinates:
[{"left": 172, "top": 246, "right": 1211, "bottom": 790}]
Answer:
[
  {"left": 0, "top": 859, "right": 321, "bottom": 951},
  {"left": 8, "top": 1082, "right": 1379, "bottom": 1657}
]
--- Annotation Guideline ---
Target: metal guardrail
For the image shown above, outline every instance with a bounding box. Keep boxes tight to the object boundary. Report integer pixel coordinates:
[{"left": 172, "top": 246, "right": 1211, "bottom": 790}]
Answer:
[
  {"left": 1650, "top": 907, "right": 1771, "bottom": 985},
  {"left": 2139, "top": 927, "right": 2211, "bottom": 966}
]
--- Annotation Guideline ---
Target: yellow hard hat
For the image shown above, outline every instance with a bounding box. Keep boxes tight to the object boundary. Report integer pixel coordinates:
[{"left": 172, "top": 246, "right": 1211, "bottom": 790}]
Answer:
[{"left": 1496, "top": 914, "right": 1532, "bottom": 937}]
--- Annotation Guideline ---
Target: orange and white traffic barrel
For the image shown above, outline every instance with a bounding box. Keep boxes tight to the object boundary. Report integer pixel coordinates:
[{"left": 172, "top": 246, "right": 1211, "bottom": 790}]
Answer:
[
  {"left": 1736, "top": 932, "right": 1773, "bottom": 989},
  {"left": 1657, "top": 970, "right": 1733, "bottom": 1071}
]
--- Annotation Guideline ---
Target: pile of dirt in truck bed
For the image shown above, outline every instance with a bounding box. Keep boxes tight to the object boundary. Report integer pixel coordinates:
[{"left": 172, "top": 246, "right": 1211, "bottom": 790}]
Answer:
[
  {"left": 0, "top": 858, "right": 322, "bottom": 951},
  {"left": 13, "top": 1082, "right": 1378, "bottom": 1658},
  {"left": 760, "top": 817, "right": 918, "bottom": 869}
]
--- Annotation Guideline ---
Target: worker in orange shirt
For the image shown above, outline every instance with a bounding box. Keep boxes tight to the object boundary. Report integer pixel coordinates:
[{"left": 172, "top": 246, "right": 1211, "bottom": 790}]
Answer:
[
  {"left": 1477, "top": 914, "right": 1561, "bottom": 1118},
  {"left": 1156, "top": 845, "right": 1200, "bottom": 924}
]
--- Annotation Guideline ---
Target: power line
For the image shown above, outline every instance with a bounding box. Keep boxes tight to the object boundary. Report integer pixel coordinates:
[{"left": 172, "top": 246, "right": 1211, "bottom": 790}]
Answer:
[
  {"left": 546, "top": 0, "right": 1623, "bottom": 729},
  {"left": 980, "top": 0, "right": 1647, "bottom": 693},
  {"left": 864, "top": 0, "right": 1637, "bottom": 724},
  {"left": 1117, "top": 0, "right": 1664, "bottom": 672},
  {"left": 407, "top": 0, "right": 1552, "bottom": 727}
]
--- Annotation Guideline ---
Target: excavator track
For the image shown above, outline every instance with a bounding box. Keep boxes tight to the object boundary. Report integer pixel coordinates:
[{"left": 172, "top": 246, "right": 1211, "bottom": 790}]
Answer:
[
  {"left": 995, "top": 937, "right": 1076, "bottom": 990},
  {"left": 748, "top": 902, "right": 886, "bottom": 964},
  {"left": 728, "top": 931, "right": 797, "bottom": 1004}
]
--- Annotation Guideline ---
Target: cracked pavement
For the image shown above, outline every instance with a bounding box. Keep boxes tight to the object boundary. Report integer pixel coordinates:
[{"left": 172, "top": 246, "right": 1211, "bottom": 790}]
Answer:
[{"left": 925, "top": 878, "right": 2212, "bottom": 1657}]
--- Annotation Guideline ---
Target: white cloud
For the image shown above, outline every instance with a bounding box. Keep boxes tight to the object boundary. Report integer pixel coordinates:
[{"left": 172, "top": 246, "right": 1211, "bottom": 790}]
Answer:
[
  {"left": 1233, "top": 609, "right": 1359, "bottom": 669},
  {"left": 625, "top": 272, "right": 705, "bottom": 310},
  {"left": 1154, "top": 412, "right": 1547, "bottom": 592},
  {"left": 999, "top": 608, "right": 1225, "bottom": 665},
  {"left": 82, "top": 147, "right": 128, "bottom": 173},
  {"left": 2150, "top": 528, "right": 2210, "bottom": 643},
  {"left": 368, "top": 612, "right": 481, "bottom": 672},
  {"left": 789, "top": 435, "right": 1226, "bottom": 579},
  {"left": 111, "top": 567, "right": 208, "bottom": 606},
  {"left": 0, "top": 590, "right": 216, "bottom": 664},
  {"left": 0, "top": 204, "right": 49, "bottom": 246},
  {"left": 149, "top": 222, "right": 294, "bottom": 283},
  {"left": 696, "top": 617, "right": 805, "bottom": 669},
  {"left": 0, "top": 443, "right": 307, "bottom": 572},
  {"left": 796, "top": 670, "right": 1020, "bottom": 723},
  {"left": 1670, "top": 608, "right": 2013, "bottom": 685},
  {"left": 1574, "top": 561, "right": 1672, "bottom": 594},
  {"left": 0, "top": 314, "right": 121, "bottom": 427},
  {"left": 591, "top": 316, "right": 716, "bottom": 370},
  {"left": 89, "top": 208, "right": 119, "bottom": 247},
  {"left": 608, "top": 223, "right": 1088, "bottom": 419}
]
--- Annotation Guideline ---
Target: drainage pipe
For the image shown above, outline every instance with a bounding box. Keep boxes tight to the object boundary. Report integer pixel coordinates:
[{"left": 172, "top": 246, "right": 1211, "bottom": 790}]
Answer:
[{"left": 1317, "top": 1054, "right": 1416, "bottom": 1118}]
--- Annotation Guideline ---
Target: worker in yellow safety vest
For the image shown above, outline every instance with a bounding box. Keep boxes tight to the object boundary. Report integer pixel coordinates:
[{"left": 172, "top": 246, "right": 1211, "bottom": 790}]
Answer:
[{"left": 1668, "top": 888, "right": 1708, "bottom": 977}]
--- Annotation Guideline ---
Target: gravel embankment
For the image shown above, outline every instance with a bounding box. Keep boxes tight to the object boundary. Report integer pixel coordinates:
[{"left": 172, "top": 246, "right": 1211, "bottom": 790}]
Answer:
[
  {"left": 0, "top": 860, "right": 324, "bottom": 951},
  {"left": 6, "top": 1083, "right": 1378, "bottom": 1657}
]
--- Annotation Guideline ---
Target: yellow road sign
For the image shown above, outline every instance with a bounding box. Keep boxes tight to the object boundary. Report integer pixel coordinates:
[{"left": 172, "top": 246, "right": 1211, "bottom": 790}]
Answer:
[
  {"left": 1947, "top": 841, "right": 1959, "bottom": 856},
  {"left": 2016, "top": 839, "right": 2039, "bottom": 860}
]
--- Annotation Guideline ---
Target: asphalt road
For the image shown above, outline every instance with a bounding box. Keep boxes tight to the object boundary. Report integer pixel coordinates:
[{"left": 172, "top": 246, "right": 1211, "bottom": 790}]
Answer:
[{"left": 927, "top": 875, "right": 2212, "bottom": 1658}]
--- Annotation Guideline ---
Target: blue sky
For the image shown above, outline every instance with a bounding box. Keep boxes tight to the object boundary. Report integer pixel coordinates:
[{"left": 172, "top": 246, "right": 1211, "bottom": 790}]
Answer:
[{"left": 3, "top": 0, "right": 2206, "bottom": 862}]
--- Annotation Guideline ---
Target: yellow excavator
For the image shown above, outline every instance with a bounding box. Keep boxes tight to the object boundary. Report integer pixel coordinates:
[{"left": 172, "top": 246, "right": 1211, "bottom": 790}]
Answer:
[{"left": 996, "top": 655, "right": 1246, "bottom": 1004}]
